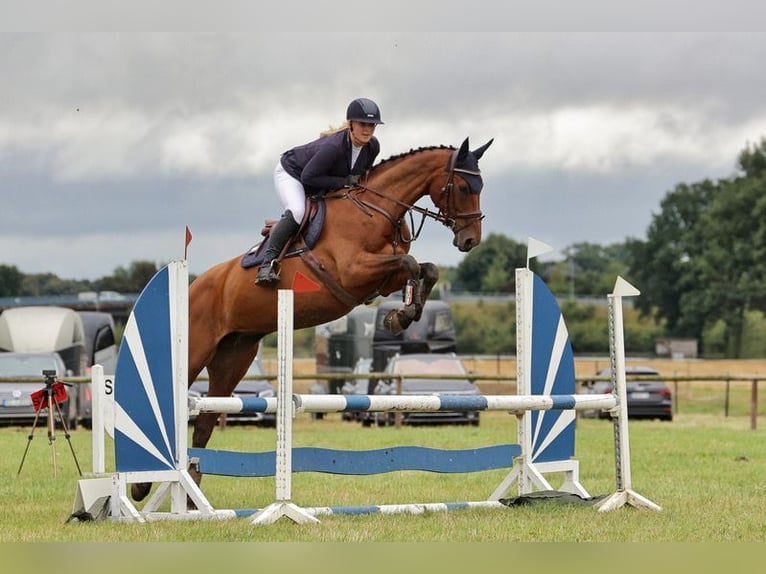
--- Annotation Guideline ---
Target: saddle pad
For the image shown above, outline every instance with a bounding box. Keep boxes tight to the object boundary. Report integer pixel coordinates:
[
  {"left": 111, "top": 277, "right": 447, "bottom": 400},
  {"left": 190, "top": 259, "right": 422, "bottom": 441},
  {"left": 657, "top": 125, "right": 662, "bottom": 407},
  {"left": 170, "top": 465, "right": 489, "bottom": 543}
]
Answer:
[{"left": 240, "top": 199, "right": 326, "bottom": 269}]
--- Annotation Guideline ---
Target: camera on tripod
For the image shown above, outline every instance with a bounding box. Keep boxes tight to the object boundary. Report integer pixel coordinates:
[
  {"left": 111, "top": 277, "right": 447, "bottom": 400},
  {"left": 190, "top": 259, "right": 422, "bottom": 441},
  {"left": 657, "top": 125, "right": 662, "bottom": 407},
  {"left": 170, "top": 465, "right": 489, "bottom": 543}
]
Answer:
[
  {"left": 18, "top": 370, "right": 82, "bottom": 478},
  {"left": 31, "top": 370, "right": 70, "bottom": 411}
]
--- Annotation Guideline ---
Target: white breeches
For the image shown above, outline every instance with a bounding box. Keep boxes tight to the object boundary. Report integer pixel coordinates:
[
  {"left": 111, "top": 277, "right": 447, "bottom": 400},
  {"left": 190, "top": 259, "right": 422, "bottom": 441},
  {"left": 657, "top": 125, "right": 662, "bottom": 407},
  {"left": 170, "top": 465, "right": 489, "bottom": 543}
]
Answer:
[{"left": 274, "top": 161, "right": 306, "bottom": 224}]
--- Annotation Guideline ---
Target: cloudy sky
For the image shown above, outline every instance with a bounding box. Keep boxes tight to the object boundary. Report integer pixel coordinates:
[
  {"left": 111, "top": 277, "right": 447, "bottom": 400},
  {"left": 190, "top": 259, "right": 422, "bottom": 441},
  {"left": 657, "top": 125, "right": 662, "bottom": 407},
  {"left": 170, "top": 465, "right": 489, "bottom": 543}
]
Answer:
[{"left": 2, "top": 26, "right": 766, "bottom": 280}]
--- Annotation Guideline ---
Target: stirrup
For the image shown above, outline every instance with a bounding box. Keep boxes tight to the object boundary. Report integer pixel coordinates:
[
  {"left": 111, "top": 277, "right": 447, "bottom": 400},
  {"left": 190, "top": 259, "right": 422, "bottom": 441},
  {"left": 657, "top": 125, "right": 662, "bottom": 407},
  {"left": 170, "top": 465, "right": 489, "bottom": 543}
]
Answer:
[{"left": 256, "top": 261, "right": 281, "bottom": 286}]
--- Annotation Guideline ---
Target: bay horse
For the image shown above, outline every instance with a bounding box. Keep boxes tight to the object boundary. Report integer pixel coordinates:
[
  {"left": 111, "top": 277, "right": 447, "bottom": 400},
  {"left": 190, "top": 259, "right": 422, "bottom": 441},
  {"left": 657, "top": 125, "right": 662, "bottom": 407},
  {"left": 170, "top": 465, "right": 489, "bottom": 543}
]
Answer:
[{"left": 131, "top": 136, "right": 493, "bottom": 502}]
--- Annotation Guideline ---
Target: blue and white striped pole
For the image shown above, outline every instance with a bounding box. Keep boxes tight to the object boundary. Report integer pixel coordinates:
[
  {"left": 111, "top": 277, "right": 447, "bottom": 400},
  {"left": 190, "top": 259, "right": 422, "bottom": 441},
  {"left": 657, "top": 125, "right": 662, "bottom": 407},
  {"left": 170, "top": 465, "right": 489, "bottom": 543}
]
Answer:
[{"left": 189, "top": 393, "right": 617, "bottom": 416}]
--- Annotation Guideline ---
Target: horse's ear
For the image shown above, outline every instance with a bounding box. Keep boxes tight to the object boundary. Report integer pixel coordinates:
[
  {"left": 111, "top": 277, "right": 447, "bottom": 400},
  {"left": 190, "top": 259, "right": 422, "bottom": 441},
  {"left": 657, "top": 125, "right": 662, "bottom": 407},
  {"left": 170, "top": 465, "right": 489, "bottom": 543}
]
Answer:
[
  {"left": 456, "top": 138, "right": 470, "bottom": 162},
  {"left": 472, "top": 138, "right": 494, "bottom": 160}
]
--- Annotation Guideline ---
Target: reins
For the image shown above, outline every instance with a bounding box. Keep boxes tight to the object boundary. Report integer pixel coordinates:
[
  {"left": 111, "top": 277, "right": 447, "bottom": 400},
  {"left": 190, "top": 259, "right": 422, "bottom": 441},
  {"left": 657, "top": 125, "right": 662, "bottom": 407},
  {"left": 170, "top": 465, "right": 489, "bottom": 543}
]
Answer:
[{"left": 333, "top": 149, "right": 485, "bottom": 246}]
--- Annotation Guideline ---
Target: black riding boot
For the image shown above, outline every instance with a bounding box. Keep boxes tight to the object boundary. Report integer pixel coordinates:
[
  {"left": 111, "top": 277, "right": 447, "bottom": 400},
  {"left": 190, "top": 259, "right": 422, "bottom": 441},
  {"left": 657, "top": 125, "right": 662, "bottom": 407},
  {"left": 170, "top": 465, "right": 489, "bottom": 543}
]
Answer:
[{"left": 256, "top": 210, "right": 300, "bottom": 286}]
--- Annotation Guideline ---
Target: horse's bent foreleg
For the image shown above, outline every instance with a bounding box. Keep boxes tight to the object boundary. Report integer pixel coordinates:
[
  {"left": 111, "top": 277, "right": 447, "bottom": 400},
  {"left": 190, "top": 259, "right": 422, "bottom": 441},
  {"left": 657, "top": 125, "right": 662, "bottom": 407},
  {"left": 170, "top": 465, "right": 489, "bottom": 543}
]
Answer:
[
  {"left": 411, "top": 262, "right": 439, "bottom": 322},
  {"left": 384, "top": 263, "right": 438, "bottom": 332},
  {"left": 344, "top": 252, "right": 439, "bottom": 335}
]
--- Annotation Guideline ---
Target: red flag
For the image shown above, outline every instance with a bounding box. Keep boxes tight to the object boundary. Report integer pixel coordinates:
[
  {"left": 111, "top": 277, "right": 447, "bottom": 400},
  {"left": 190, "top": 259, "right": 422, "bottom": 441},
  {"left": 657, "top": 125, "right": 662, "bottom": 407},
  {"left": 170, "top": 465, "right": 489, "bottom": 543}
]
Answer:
[
  {"left": 184, "top": 226, "right": 193, "bottom": 260},
  {"left": 292, "top": 271, "right": 321, "bottom": 293}
]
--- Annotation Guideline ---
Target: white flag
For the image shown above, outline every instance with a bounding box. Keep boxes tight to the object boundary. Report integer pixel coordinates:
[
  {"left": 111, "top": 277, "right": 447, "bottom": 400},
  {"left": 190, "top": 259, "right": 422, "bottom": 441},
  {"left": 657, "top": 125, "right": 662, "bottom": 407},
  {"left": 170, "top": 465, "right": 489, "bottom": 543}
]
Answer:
[
  {"left": 612, "top": 276, "right": 641, "bottom": 297},
  {"left": 527, "top": 237, "right": 554, "bottom": 265}
]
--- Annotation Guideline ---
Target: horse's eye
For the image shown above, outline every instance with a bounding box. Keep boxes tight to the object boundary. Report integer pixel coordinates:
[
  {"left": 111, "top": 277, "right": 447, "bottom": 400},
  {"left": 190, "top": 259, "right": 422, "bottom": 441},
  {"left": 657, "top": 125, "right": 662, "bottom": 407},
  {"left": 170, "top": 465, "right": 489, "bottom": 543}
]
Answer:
[{"left": 459, "top": 184, "right": 470, "bottom": 194}]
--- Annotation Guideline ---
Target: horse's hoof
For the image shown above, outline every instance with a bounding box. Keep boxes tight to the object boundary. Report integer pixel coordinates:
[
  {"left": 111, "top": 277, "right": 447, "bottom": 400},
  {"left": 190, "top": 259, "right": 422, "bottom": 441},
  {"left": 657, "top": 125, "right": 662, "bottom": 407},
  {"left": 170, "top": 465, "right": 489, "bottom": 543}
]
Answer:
[
  {"left": 131, "top": 482, "right": 152, "bottom": 502},
  {"left": 384, "top": 309, "right": 404, "bottom": 335}
]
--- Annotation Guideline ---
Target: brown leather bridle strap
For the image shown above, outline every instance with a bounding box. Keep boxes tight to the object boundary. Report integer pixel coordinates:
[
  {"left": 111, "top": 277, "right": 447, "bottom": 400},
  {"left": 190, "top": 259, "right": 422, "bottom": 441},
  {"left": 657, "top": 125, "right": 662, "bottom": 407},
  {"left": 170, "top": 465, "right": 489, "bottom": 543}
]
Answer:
[
  {"left": 328, "top": 157, "right": 484, "bottom": 238},
  {"left": 437, "top": 149, "right": 485, "bottom": 233}
]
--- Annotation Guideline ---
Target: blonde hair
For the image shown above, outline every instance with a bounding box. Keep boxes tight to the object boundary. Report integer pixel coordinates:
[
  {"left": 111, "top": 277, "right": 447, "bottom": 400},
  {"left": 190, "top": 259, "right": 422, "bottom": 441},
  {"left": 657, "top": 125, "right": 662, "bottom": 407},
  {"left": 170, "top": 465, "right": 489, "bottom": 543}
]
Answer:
[{"left": 320, "top": 120, "right": 350, "bottom": 138}]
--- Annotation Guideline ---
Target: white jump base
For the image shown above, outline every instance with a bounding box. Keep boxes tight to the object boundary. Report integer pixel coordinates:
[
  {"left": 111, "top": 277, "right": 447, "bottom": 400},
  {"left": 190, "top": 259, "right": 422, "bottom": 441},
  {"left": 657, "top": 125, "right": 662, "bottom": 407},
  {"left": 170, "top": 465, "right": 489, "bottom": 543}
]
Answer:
[{"left": 73, "top": 249, "right": 661, "bottom": 526}]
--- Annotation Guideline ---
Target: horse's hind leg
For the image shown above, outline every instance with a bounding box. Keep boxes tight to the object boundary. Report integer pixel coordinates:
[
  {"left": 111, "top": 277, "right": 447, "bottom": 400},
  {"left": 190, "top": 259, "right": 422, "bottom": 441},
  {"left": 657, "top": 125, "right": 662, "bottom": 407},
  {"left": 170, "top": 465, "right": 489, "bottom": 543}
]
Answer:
[
  {"left": 188, "top": 334, "right": 261, "bottom": 488},
  {"left": 130, "top": 335, "right": 260, "bottom": 504}
]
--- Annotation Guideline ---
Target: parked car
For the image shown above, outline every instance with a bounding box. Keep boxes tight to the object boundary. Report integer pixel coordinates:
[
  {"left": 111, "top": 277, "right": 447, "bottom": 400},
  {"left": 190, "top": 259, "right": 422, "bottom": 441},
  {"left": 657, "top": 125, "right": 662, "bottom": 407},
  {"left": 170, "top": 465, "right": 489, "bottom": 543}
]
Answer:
[
  {"left": 0, "top": 306, "right": 86, "bottom": 428},
  {"left": 76, "top": 311, "right": 118, "bottom": 429},
  {"left": 366, "top": 352, "right": 481, "bottom": 427},
  {"left": 309, "top": 356, "right": 374, "bottom": 421},
  {"left": 189, "top": 355, "right": 276, "bottom": 426},
  {"left": 582, "top": 366, "right": 673, "bottom": 421},
  {"left": 0, "top": 351, "right": 72, "bottom": 427},
  {"left": 336, "top": 357, "right": 373, "bottom": 422},
  {"left": 371, "top": 300, "right": 456, "bottom": 373}
]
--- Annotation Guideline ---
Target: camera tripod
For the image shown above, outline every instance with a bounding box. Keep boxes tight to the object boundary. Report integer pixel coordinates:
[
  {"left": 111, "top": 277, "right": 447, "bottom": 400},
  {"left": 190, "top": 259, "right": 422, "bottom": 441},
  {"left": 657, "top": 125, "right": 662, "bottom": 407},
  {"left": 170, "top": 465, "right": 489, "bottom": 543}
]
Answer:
[{"left": 17, "top": 370, "right": 82, "bottom": 478}]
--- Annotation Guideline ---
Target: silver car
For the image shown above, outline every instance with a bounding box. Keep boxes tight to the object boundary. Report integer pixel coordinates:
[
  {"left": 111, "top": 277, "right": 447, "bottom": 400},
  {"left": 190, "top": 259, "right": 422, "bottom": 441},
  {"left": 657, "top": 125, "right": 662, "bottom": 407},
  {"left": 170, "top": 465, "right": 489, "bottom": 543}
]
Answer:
[
  {"left": 189, "top": 356, "right": 276, "bottom": 426},
  {"left": 0, "top": 352, "right": 71, "bottom": 426},
  {"left": 368, "top": 353, "right": 481, "bottom": 426}
]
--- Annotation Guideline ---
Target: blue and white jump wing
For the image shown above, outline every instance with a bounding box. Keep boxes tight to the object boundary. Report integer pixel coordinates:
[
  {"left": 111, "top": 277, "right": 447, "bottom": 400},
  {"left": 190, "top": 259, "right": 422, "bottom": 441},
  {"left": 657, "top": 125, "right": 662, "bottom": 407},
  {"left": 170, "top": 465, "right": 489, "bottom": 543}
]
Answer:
[
  {"left": 114, "top": 266, "right": 178, "bottom": 472},
  {"left": 529, "top": 273, "right": 577, "bottom": 463}
]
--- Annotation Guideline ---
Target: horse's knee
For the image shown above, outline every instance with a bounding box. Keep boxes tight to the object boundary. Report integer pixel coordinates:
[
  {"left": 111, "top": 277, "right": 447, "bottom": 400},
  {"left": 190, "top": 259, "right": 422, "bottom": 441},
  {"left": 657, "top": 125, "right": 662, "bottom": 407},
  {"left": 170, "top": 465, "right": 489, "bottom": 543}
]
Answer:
[{"left": 420, "top": 262, "right": 439, "bottom": 285}]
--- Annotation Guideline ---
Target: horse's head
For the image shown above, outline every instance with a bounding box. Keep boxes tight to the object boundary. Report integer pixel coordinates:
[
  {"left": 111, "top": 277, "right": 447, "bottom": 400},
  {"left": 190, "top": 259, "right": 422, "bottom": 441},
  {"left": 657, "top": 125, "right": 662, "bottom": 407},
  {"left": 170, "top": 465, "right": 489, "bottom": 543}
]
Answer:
[{"left": 430, "top": 137, "right": 493, "bottom": 252}]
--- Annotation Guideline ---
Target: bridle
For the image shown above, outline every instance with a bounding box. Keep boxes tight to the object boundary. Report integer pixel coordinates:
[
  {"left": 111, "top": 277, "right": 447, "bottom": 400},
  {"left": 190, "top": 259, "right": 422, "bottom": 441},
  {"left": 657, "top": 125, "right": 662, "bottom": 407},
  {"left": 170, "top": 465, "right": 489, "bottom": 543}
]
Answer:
[
  {"left": 340, "top": 149, "right": 485, "bottom": 245},
  {"left": 438, "top": 148, "right": 485, "bottom": 233}
]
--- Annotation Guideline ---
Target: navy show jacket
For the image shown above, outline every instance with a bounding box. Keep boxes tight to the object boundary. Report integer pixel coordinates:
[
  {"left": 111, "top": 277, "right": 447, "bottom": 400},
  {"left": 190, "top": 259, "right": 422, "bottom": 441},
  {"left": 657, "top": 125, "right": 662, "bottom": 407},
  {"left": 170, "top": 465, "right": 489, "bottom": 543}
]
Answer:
[{"left": 280, "top": 129, "right": 380, "bottom": 195}]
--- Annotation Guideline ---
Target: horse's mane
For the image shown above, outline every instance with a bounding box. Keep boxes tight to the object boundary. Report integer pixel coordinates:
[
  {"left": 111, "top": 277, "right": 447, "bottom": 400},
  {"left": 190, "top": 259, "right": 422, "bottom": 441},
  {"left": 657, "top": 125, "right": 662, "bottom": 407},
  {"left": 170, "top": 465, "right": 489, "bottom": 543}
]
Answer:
[{"left": 372, "top": 144, "right": 455, "bottom": 171}]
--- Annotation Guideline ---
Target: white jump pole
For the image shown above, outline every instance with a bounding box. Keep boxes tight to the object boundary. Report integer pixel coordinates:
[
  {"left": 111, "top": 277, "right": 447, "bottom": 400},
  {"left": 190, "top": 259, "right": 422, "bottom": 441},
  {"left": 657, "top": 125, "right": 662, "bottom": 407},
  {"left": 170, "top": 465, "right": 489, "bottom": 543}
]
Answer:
[
  {"left": 91, "top": 364, "right": 106, "bottom": 475},
  {"left": 597, "top": 276, "right": 662, "bottom": 512},
  {"left": 251, "top": 289, "right": 319, "bottom": 525}
]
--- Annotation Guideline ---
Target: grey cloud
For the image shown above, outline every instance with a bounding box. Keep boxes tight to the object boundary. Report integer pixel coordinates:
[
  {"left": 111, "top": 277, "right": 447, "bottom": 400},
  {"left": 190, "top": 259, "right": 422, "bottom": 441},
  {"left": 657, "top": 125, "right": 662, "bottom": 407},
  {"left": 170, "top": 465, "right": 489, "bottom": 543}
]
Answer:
[{"left": 1, "top": 32, "right": 765, "bottom": 280}]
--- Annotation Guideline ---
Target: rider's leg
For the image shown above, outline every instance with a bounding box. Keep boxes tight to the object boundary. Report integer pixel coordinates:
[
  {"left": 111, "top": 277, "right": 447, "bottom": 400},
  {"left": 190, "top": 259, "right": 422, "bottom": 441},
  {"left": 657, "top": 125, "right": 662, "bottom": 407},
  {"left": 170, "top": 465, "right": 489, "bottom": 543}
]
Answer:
[
  {"left": 256, "top": 162, "right": 306, "bottom": 286},
  {"left": 256, "top": 210, "right": 300, "bottom": 285}
]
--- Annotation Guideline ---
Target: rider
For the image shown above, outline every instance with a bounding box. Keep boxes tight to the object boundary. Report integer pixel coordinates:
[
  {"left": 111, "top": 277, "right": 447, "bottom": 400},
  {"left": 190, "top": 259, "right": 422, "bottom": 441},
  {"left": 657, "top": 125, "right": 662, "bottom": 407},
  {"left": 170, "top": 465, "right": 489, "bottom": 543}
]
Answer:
[{"left": 256, "top": 97, "right": 384, "bottom": 286}]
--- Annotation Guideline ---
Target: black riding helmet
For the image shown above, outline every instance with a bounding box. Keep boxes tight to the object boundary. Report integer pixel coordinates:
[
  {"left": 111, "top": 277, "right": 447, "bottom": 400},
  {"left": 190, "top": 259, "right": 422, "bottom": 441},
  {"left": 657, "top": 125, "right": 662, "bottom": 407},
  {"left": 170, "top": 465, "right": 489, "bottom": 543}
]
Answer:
[{"left": 346, "top": 98, "right": 384, "bottom": 125}]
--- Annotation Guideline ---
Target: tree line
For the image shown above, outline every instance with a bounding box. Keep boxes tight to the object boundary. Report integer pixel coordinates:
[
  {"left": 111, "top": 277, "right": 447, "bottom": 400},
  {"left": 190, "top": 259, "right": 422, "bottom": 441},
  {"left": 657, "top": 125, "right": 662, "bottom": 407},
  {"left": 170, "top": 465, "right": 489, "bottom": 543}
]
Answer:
[
  {"left": 0, "top": 260, "right": 165, "bottom": 298},
  {"left": 3, "top": 139, "right": 765, "bottom": 358},
  {"left": 447, "top": 138, "right": 766, "bottom": 358}
]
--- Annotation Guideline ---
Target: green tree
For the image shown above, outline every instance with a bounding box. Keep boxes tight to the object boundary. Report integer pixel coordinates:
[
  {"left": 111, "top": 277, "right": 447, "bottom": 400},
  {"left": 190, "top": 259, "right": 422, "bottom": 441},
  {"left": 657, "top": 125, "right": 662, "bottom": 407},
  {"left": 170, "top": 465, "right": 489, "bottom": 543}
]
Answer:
[
  {"left": 19, "top": 273, "right": 92, "bottom": 296},
  {"left": 0, "top": 264, "right": 23, "bottom": 297},
  {"left": 453, "top": 234, "right": 526, "bottom": 292},
  {"left": 626, "top": 179, "right": 718, "bottom": 338},
  {"left": 545, "top": 242, "right": 630, "bottom": 297},
  {"left": 691, "top": 162, "right": 766, "bottom": 356},
  {"left": 627, "top": 138, "right": 766, "bottom": 357},
  {"left": 97, "top": 260, "right": 162, "bottom": 293}
]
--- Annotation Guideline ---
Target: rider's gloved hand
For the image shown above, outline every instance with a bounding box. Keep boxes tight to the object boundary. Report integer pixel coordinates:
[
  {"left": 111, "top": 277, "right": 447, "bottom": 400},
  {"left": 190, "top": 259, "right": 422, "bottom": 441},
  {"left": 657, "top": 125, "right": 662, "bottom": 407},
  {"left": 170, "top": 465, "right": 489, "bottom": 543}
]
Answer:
[{"left": 345, "top": 174, "right": 361, "bottom": 187}]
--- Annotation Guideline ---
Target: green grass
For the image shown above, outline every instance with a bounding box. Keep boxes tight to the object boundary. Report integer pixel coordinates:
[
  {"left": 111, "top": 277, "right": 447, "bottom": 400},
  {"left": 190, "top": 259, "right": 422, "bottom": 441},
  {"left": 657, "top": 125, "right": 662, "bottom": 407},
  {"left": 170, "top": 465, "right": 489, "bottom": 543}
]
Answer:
[{"left": 2, "top": 409, "right": 765, "bottom": 543}]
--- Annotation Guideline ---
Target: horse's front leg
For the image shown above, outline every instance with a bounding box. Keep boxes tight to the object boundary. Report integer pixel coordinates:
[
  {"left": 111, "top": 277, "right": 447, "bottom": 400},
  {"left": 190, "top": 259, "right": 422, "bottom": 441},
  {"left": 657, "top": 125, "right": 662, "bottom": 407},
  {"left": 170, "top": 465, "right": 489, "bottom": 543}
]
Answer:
[
  {"left": 412, "top": 262, "right": 439, "bottom": 321},
  {"left": 384, "top": 261, "right": 439, "bottom": 334},
  {"left": 344, "top": 252, "right": 419, "bottom": 333}
]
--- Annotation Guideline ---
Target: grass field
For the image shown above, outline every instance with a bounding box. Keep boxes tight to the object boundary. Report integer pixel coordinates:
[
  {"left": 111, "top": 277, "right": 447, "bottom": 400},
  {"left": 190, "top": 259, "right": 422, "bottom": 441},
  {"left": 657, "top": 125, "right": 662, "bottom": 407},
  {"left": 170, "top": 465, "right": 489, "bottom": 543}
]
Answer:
[{"left": 2, "top": 400, "right": 765, "bottom": 543}]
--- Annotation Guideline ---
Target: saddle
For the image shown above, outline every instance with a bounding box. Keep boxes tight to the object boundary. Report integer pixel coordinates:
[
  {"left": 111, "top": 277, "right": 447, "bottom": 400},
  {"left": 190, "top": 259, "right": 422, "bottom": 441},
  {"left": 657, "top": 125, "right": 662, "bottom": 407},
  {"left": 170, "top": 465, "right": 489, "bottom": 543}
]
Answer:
[{"left": 240, "top": 198, "right": 326, "bottom": 269}]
